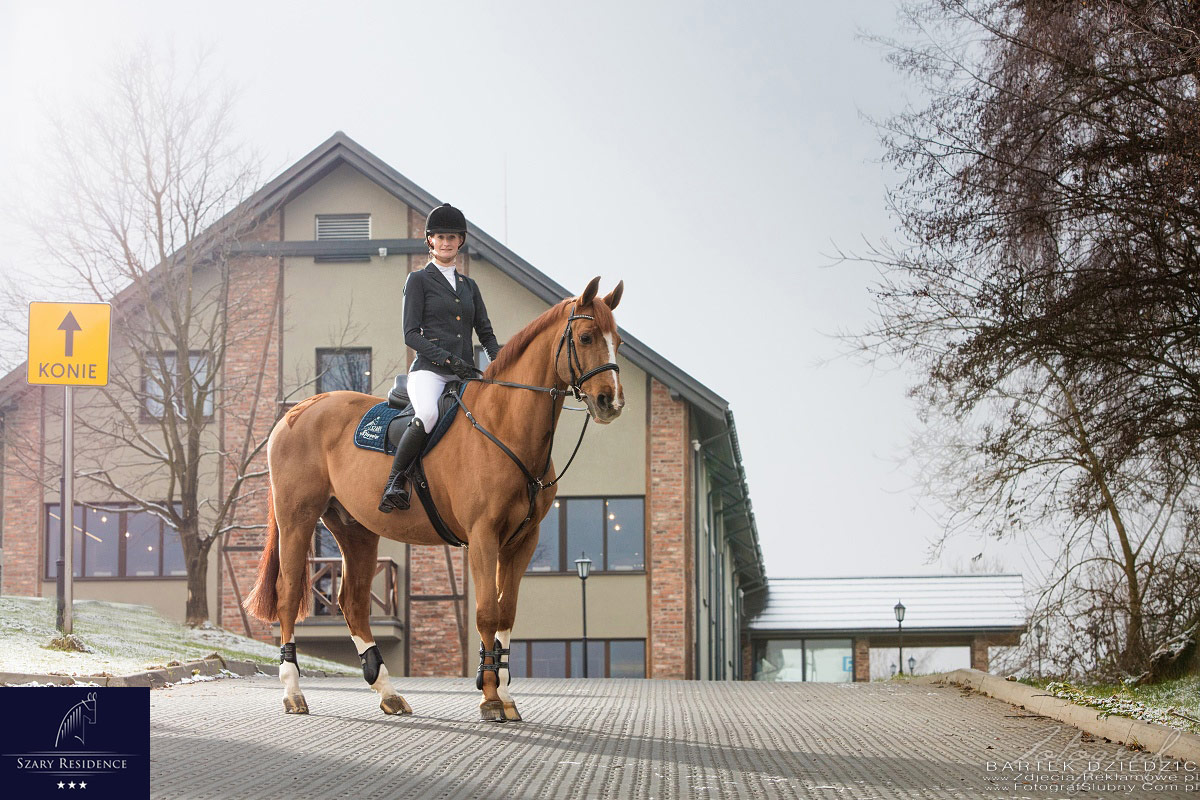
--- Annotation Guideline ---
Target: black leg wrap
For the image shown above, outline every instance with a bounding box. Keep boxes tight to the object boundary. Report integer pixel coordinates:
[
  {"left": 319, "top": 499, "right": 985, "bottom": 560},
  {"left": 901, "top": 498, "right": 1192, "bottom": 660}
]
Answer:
[
  {"left": 360, "top": 644, "right": 384, "bottom": 686},
  {"left": 280, "top": 642, "right": 298, "bottom": 666},
  {"left": 475, "top": 639, "right": 510, "bottom": 690}
]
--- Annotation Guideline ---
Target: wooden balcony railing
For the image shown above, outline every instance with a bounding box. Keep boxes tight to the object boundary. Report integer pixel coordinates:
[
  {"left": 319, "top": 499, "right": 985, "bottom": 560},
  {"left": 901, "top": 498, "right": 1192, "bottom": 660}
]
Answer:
[{"left": 308, "top": 557, "right": 401, "bottom": 619}]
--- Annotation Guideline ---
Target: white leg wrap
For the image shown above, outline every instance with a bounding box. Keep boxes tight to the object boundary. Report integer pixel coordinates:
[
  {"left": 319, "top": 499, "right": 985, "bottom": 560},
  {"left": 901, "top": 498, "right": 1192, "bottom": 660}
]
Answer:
[
  {"left": 279, "top": 661, "right": 301, "bottom": 697},
  {"left": 370, "top": 663, "right": 398, "bottom": 698},
  {"left": 495, "top": 630, "right": 513, "bottom": 704}
]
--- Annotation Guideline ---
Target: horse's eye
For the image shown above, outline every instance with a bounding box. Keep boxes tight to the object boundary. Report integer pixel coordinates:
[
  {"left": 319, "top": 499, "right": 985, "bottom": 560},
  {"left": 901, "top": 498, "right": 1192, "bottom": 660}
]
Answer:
[{"left": 580, "top": 334, "right": 592, "bottom": 345}]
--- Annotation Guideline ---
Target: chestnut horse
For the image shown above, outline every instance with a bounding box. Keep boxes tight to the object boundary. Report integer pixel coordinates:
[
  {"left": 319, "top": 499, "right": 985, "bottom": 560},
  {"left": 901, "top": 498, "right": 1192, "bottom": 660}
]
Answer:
[{"left": 244, "top": 277, "right": 624, "bottom": 721}]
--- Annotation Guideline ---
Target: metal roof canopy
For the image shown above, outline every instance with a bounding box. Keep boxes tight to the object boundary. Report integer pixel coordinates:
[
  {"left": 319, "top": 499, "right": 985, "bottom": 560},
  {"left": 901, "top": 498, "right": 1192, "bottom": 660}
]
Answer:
[{"left": 748, "top": 574, "right": 1027, "bottom": 635}]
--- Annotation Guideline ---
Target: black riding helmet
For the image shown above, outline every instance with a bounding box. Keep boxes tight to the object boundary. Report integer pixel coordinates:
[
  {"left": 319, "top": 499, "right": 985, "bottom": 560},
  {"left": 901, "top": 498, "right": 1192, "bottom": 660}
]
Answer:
[{"left": 425, "top": 203, "right": 468, "bottom": 244}]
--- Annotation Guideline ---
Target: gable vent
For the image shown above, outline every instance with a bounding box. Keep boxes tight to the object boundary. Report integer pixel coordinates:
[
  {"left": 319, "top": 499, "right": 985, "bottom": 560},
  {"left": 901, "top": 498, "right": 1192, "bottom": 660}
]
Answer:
[
  {"left": 316, "top": 213, "right": 371, "bottom": 240},
  {"left": 315, "top": 213, "right": 371, "bottom": 262}
]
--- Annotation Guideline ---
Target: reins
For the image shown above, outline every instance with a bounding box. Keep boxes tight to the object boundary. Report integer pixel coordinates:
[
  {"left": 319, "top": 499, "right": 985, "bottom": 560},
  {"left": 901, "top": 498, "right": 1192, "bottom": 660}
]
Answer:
[{"left": 453, "top": 304, "right": 619, "bottom": 547}]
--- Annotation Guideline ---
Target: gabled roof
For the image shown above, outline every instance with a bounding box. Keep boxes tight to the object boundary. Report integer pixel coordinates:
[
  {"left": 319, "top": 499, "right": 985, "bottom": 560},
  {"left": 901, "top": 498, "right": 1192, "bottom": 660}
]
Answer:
[
  {"left": 270, "top": 132, "right": 733, "bottom": 420},
  {"left": 2, "top": 131, "right": 730, "bottom": 422},
  {"left": 748, "top": 574, "right": 1027, "bottom": 634}
]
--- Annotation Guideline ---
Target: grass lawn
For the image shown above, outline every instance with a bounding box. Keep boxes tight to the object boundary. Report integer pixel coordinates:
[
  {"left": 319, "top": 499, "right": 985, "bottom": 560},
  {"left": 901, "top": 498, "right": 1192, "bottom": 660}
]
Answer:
[
  {"left": 1016, "top": 674, "right": 1200, "bottom": 736},
  {"left": 0, "top": 595, "right": 352, "bottom": 678}
]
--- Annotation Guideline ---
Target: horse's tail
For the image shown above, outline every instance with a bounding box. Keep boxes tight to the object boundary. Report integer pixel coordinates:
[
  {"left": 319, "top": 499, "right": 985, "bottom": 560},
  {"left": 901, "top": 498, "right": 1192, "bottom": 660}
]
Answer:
[{"left": 243, "top": 485, "right": 280, "bottom": 622}]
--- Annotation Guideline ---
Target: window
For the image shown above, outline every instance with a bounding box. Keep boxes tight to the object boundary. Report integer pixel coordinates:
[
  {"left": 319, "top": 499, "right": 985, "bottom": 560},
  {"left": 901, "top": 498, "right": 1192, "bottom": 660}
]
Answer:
[
  {"left": 526, "top": 497, "right": 644, "bottom": 573},
  {"left": 142, "top": 351, "right": 212, "bottom": 421},
  {"left": 316, "top": 348, "right": 372, "bottom": 394},
  {"left": 507, "top": 640, "right": 645, "bottom": 679},
  {"left": 473, "top": 343, "right": 505, "bottom": 372},
  {"left": 315, "top": 213, "right": 371, "bottom": 262},
  {"left": 45, "top": 504, "right": 186, "bottom": 580},
  {"left": 752, "top": 638, "right": 854, "bottom": 683}
]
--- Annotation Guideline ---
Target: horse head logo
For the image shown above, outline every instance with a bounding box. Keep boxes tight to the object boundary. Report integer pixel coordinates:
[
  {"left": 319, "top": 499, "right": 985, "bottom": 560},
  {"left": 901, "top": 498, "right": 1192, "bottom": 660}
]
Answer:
[{"left": 55, "top": 692, "right": 98, "bottom": 747}]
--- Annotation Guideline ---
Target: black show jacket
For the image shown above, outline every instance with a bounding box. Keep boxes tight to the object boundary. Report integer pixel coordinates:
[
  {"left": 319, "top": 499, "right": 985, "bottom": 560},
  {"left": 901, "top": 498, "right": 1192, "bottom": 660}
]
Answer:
[{"left": 403, "top": 263, "right": 501, "bottom": 376}]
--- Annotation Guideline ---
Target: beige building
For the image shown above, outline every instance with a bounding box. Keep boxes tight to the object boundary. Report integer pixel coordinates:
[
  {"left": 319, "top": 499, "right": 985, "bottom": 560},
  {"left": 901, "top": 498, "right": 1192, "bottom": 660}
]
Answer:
[{"left": 0, "top": 132, "right": 764, "bottom": 680}]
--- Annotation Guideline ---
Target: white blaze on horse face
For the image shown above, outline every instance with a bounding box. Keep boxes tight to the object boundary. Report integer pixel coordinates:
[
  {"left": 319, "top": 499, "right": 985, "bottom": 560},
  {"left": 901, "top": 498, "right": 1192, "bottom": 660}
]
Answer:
[
  {"left": 603, "top": 332, "right": 624, "bottom": 412},
  {"left": 495, "top": 629, "right": 513, "bottom": 704}
]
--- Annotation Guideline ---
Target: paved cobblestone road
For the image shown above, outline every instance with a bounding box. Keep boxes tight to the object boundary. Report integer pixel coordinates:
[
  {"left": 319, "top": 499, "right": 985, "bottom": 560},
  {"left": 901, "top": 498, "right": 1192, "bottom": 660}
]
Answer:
[{"left": 150, "top": 675, "right": 1154, "bottom": 799}]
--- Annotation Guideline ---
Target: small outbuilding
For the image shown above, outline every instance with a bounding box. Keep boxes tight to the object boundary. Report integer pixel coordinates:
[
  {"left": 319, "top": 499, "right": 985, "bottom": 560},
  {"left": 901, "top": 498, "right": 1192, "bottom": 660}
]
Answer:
[{"left": 745, "top": 574, "right": 1026, "bottom": 681}]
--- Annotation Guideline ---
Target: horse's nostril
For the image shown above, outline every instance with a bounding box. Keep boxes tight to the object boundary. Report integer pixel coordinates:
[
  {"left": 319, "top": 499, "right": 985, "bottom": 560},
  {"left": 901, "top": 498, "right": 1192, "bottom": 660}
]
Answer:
[{"left": 597, "top": 393, "right": 611, "bottom": 409}]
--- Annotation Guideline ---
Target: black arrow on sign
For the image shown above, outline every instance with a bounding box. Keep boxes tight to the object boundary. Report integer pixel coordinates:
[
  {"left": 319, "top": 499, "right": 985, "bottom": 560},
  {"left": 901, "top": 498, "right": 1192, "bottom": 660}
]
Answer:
[{"left": 58, "top": 311, "right": 82, "bottom": 357}]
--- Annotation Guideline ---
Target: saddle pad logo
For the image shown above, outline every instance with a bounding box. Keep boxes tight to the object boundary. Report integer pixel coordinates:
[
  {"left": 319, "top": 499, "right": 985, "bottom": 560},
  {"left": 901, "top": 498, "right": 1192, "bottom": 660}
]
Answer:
[{"left": 1, "top": 687, "right": 149, "bottom": 798}]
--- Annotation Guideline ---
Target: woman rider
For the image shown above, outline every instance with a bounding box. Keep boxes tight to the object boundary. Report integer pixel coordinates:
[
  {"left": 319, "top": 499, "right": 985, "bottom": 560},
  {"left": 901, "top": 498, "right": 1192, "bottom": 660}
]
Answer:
[{"left": 379, "top": 203, "right": 502, "bottom": 512}]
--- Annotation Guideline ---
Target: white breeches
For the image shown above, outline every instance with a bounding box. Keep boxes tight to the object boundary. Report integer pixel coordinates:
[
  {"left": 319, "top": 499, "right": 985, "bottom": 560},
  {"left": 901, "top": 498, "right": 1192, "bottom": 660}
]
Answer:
[{"left": 408, "top": 367, "right": 454, "bottom": 430}]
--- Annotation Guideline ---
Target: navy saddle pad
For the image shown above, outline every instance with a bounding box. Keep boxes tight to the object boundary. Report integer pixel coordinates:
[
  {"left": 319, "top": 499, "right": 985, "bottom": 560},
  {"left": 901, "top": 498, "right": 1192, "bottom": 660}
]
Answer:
[{"left": 353, "top": 379, "right": 463, "bottom": 456}]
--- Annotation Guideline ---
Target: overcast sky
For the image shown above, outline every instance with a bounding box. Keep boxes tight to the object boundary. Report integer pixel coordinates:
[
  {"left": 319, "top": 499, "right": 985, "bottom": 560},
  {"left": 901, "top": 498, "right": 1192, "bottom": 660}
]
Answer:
[{"left": 0, "top": 1, "right": 1042, "bottom": 586}]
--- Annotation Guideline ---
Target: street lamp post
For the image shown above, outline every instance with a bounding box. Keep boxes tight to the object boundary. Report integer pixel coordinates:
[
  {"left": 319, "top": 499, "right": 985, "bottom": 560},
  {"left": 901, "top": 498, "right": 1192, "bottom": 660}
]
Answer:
[
  {"left": 575, "top": 553, "right": 592, "bottom": 678},
  {"left": 908, "top": 655, "right": 916, "bottom": 675},
  {"left": 894, "top": 600, "right": 906, "bottom": 675}
]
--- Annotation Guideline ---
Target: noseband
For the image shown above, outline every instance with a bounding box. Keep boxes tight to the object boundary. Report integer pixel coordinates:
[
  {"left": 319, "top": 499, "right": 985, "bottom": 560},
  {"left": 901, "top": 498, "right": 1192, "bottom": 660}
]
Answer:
[{"left": 554, "top": 304, "right": 620, "bottom": 400}]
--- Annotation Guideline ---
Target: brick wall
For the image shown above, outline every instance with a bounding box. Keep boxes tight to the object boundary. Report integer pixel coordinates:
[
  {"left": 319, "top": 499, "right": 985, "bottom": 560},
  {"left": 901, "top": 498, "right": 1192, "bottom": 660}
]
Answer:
[
  {"left": 648, "top": 378, "right": 690, "bottom": 679},
  {"left": 406, "top": 543, "right": 467, "bottom": 676},
  {"left": 854, "top": 638, "right": 871, "bottom": 682},
  {"left": 1, "top": 387, "right": 45, "bottom": 596},
  {"left": 218, "top": 211, "right": 283, "bottom": 641},
  {"left": 970, "top": 637, "right": 990, "bottom": 673}
]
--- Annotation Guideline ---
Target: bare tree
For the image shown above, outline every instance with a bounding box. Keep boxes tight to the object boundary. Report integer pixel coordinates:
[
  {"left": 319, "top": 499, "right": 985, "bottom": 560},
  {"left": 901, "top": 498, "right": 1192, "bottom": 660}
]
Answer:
[
  {"left": 857, "top": 0, "right": 1200, "bottom": 677},
  {"left": 8, "top": 44, "right": 269, "bottom": 625}
]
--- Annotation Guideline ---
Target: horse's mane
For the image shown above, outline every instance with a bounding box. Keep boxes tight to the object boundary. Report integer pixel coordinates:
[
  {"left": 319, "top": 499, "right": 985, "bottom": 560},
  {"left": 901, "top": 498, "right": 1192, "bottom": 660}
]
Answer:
[{"left": 484, "top": 295, "right": 617, "bottom": 378}]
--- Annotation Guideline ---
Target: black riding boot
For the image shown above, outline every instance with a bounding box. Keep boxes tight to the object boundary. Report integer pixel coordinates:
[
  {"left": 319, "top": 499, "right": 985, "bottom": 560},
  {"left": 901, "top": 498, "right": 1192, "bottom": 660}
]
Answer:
[{"left": 378, "top": 418, "right": 429, "bottom": 513}]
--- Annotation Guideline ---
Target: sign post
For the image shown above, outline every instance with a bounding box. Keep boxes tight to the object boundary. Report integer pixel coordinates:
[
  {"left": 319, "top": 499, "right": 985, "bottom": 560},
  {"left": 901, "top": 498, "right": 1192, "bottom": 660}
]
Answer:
[{"left": 27, "top": 302, "right": 111, "bottom": 635}]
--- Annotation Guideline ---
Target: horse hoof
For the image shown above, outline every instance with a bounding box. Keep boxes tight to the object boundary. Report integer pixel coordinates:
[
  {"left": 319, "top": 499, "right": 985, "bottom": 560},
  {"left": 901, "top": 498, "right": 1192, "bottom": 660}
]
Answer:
[
  {"left": 503, "top": 702, "right": 522, "bottom": 722},
  {"left": 479, "top": 700, "right": 506, "bottom": 723},
  {"left": 283, "top": 695, "right": 309, "bottom": 714},
  {"left": 380, "top": 694, "right": 412, "bottom": 715}
]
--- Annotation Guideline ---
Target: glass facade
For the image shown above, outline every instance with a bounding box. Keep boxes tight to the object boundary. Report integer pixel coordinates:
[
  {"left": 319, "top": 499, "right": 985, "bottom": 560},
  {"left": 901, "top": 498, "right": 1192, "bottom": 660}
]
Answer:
[
  {"left": 45, "top": 503, "right": 187, "bottom": 580},
  {"left": 527, "top": 497, "right": 645, "bottom": 573},
  {"left": 507, "top": 639, "right": 646, "bottom": 678},
  {"left": 753, "top": 638, "right": 854, "bottom": 683}
]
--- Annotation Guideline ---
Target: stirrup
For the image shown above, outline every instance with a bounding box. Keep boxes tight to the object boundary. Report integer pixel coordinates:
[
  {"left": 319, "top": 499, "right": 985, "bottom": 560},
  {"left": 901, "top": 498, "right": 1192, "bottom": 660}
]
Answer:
[{"left": 378, "top": 473, "right": 411, "bottom": 513}]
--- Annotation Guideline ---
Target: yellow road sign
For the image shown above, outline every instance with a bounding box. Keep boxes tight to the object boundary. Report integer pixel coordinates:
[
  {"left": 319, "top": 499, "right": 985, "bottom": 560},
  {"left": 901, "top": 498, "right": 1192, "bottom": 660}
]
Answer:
[{"left": 27, "top": 302, "right": 112, "bottom": 386}]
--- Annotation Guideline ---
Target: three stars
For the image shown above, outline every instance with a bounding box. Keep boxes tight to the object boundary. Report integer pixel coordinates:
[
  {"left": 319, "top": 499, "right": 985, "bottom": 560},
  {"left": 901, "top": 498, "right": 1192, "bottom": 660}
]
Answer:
[{"left": 56, "top": 781, "right": 87, "bottom": 789}]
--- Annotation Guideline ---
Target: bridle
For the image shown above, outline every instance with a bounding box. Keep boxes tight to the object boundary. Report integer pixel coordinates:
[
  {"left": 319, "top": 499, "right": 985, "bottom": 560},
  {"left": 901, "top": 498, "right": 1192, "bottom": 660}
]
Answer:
[
  {"left": 477, "top": 304, "right": 620, "bottom": 400},
  {"left": 555, "top": 305, "right": 620, "bottom": 401},
  {"left": 453, "top": 303, "right": 620, "bottom": 545}
]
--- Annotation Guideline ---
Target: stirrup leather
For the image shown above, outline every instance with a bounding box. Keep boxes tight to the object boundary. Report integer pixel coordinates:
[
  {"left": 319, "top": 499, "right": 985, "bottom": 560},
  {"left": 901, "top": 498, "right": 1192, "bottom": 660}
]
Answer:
[{"left": 475, "top": 639, "right": 511, "bottom": 689}]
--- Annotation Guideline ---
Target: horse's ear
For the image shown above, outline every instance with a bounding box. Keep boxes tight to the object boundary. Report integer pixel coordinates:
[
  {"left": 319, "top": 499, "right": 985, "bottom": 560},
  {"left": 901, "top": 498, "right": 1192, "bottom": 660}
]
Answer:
[
  {"left": 602, "top": 280, "right": 624, "bottom": 311},
  {"left": 580, "top": 276, "right": 601, "bottom": 306}
]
